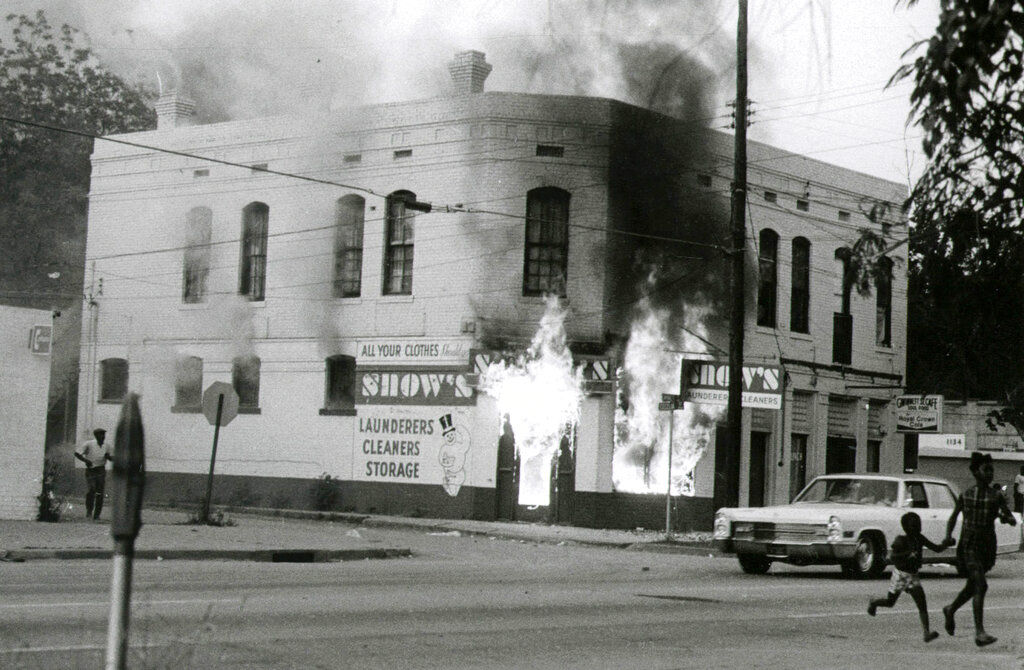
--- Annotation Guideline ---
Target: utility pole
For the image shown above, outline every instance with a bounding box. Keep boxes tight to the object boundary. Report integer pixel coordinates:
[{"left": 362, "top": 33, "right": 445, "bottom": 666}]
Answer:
[{"left": 723, "top": 0, "right": 748, "bottom": 511}]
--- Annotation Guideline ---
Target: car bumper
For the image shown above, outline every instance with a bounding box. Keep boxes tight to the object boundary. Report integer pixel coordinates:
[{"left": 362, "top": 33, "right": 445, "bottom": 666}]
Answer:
[{"left": 716, "top": 539, "right": 858, "bottom": 562}]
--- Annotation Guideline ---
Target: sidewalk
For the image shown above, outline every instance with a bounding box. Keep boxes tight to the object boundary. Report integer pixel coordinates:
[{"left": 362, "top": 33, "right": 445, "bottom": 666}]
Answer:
[{"left": 0, "top": 505, "right": 716, "bottom": 562}]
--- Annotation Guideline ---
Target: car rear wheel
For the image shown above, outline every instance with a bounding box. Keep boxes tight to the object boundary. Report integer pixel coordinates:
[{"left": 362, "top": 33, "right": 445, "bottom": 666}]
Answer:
[
  {"left": 737, "top": 553, "right": 772, "bottom": 575},
  {"left": 842, "top": 535, "right": 885, "bottom": 579}
]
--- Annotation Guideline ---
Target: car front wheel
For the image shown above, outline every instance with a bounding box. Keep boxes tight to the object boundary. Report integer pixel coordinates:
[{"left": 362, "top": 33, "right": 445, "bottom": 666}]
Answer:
[
  {"left": 737, "top": 553, "right": 771, "bottom": 575},
  {"left": 842, "top": 535, "right": 885, "bottom": 579}
]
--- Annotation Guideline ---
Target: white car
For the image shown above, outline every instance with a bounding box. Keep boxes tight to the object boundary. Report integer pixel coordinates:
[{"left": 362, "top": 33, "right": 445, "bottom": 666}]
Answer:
[{"left": 713, "top": 473, "right": 1023, "bottom": 578}]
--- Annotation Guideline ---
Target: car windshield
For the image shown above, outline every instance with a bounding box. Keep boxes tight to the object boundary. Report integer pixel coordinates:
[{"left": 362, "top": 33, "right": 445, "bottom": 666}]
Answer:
[{"left": 794, "top": 478, "right": 898, "bottom": 506}]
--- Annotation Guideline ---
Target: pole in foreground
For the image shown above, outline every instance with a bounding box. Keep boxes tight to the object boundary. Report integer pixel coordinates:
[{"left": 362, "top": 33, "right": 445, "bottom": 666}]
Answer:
[
  {"left": 665, "top": 407, "right": 675, "bottom": 539},
  {"left": 105, "top": 392, "right": 145, "bottom": 670},
  {"left": 201, "top": 393, "right": 224, "bottom": 524}
]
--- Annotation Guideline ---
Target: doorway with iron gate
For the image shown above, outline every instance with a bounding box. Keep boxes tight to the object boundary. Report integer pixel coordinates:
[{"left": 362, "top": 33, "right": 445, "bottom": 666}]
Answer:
[
  {"left": 495, "top": 417, "right": 518, "bottom": 521},
  {"left": 548, "top": 427, "right": 575, "bottom": 524}
]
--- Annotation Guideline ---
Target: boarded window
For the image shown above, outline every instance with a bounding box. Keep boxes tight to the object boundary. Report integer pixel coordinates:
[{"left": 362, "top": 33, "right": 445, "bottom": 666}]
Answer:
[
  {"left": 333, "top": 195, "right": 365, "bottom": 298},
  {"left": 182, "top": 207, "right": 211, "bottom": 303},
  {"left": 239, "top": 202, "right": 269, "bottom": 301},
  {"left": 383, "top": 191, "right": 415, "bottom": 295},
  {"left": 523, "top": 187, "right": 569, "bottom": 297},
  {"left": 757, "top": 229, "right": 778, "bottom": 327},
  {"left": 791, "top": 391, "right": 814, "bottom": 434},
  {"left": 827, "top": 396, "right": 855, "bottom": 437},
  {"left": 100, "top": 358, "right": 128, "bottom": 402},
  {"left": 175, "top": 356, "right": 203, "bottom": 408},
  {"left": 232, "top": 356, "right": 261, "bottom": 408}
]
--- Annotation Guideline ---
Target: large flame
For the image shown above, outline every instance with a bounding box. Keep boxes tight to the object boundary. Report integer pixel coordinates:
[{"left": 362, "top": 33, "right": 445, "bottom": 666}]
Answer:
[
  {"left": 613, "top": 297, "right": 723, "bottom": 496},
  {"left": 479, "top": 297, "right": 583, "bottom": 506}
]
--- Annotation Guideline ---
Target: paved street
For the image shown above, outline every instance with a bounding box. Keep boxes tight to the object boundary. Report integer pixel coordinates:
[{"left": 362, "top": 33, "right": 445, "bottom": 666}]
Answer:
[{"left": 4, "top": 522, "right": 1024, "bottom": 669}]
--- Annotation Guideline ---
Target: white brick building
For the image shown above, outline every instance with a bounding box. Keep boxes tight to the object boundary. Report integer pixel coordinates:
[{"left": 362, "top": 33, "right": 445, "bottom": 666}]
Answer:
[{"left": 77, "top": 52, "right": 907, "bottom": 529}]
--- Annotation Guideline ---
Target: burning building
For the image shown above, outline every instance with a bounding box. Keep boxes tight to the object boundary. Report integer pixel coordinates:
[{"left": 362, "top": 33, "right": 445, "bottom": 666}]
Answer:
[{"left": 76, "top": 51, "right": 906, "bottom": 530}]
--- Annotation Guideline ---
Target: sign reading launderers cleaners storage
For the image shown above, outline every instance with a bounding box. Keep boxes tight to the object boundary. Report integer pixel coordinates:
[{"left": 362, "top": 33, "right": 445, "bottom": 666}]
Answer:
[
  {"left": 681, "top": 359, "right": 782, "bottom": 410},
  {"left": 895, "top": 395, "right": 943, "bottom": 433}
]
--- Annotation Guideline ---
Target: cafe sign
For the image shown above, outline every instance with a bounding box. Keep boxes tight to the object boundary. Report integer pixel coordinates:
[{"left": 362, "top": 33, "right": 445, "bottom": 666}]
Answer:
[{"left": 895, "top": 395, "right": 943, "bottom": 433}]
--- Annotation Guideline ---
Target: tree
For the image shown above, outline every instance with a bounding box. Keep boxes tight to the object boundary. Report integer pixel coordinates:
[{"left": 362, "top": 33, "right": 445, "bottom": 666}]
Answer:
[
  {"left": 892, "top": 1, "right": 1024, "bottom": 400},
  {"left": 0, "top": 10, "right": 155, "bottom": 310}
]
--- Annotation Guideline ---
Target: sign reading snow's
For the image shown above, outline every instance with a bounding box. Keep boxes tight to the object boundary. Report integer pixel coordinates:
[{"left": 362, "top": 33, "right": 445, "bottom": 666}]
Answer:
[
  {"left": 681, "top": 359, "right": 782, "bottom": 410},
  {"left": 356, "top": 367, "right": 475, "bottom": 406}
]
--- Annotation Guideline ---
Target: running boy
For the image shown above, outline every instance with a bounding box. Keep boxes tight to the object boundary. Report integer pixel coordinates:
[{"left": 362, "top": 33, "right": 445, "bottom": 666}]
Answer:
[
  {"left": 942, "top": 451, "right": 1016, "bottom": 647},
  {"left": 867, "top": 511, "right": 949, "bottom": 642}
]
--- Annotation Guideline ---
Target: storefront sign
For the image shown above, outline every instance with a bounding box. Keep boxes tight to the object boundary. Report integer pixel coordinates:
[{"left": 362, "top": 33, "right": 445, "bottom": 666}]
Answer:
[
  {"left": 353, "top": 406, "right": 473, "bottom": 495},
  {"left": 357, "top": 338, "right": 472, "bottom": 365},
  {"left": 918, "top": 433, "right": 965, "bottom": 450},
  {"left": 895, "top": 395, "right": 943, "bottom": 433},
  {"left": 356, "top": 367, "right": 475, "bottom": 406},
  {"left": 681, "top": 359, "right": 782, "bottom": 410}
]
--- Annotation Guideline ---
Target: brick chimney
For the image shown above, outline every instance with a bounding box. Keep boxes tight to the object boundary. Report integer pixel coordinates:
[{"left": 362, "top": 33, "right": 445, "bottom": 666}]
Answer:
[
  {"left": 155, "top": 91, "right": 196, "bottom": 130},
  {"left": 447, "top": 50, "right": 492, "bottom": 94}
]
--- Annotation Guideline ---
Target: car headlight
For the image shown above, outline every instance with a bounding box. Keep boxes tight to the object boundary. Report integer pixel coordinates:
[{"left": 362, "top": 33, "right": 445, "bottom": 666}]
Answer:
[
  {"left": 826, "top": 515, "right": 842, "bottom": 542},
  {"left": 713, "top": 512, "right": 730, "bottom": 540}
]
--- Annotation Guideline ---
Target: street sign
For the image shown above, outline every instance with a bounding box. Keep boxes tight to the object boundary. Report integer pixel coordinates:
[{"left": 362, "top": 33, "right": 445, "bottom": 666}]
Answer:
[
  {"left": 659, "top": 394, "right": 684, "bottom": 411},
  {"left": 202, "top": 382, "right": 239, "bottom": 427},
  {"left": 29, "top": 324, "right": 51, "bottom": 354}
]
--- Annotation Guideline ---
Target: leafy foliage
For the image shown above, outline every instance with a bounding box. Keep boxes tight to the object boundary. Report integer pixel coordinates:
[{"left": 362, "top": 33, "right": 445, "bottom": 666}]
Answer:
[
  {"left": 0, "top": 11, "right": 155, "bottom": 308},
  {"left": 893, "top": 1, "right": 1024, "bottom": 399}
]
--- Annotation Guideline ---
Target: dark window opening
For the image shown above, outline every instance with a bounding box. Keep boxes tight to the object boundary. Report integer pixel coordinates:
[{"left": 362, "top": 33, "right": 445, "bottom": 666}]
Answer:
[
  {"left": 393, "top": 149, "right": 413, "bottom": 159},
  {"left": 876, "top": 257, "right": 892, "bottom": 347},
  {"left": 763, "top": 191, "right": 777, "bottom": 203},
  {"left": 697, "top": 174, "right": 712, "bottom": 187},
  {"left": 100, "top": 358, "right": 128, "bottom": 402},
  {"left": 790, "top": 236, "right": 810, "bottom": 333},
  {"left": 333, "top": 195, "right": 365, "bottom": 298},
  {"left": 323, "top": 355, "right": 356, "bottom": 412},
  {"left": 343, "top": 154, "right": 362, "bottom": 164},
  {"left": 239, "top": 202, "right": 269, "bottom": 301},
  {"left": 182, "top": 207, "right": 211, "bottom": 304},
  {"left": 250, "top": 163, "right": 268, "bottom": 172},
  {"left": 838, "top": 210, "right": 851, "bottom": 222},
  {"left": 757, "top": 229, "right": 778, "bottom": 328},
  {"left": 536, "top": 145, "right": 565, "bottom": 157},
  {"left": 193, "top": 169, "right": 209, "bottom": 178},
  {"left": 384, "top": 190, "right": 415, "bottom": 295},
  {"left": 232, "top": 355, "right": 261, "bottom": 409},
  {"left": 523, "top": 187, "right": 569, "bottom": 297},
  {"left": 796, "top": 199, "right": 809, "bottom": 212}
]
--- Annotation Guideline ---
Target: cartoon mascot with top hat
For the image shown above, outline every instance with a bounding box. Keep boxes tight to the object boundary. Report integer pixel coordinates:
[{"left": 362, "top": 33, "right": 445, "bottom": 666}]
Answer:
[{"left": 438, "top": 413, "right": 471, "bottom": 496}]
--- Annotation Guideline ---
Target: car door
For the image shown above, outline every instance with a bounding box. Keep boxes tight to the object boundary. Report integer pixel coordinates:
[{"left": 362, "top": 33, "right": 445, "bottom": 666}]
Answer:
[{"left": 922, "top": 482, "right": 959, "bottom": 560}]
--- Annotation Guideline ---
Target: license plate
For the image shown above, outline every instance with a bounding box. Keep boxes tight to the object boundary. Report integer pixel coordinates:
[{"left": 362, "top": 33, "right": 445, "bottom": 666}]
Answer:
[{"left": 767, "top": 544, "right": 786, "bottom": 556}]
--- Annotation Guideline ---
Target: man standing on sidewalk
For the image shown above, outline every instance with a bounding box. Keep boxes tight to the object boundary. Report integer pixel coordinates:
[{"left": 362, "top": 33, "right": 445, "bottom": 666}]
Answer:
[{"left": 74, "top": 428, "right": 111, "bottom": 520}]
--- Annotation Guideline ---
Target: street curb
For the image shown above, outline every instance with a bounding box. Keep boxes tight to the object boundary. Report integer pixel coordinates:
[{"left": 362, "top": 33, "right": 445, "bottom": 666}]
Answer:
[
  {"left": 627, "top": 542, "right": 724, "bottom": 557},
  {"left": 1, "top": 547, "right": 411, "bottom": 563}
]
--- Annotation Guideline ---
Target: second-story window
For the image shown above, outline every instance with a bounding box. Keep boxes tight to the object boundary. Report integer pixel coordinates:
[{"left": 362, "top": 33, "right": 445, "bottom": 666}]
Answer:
[
  {"left": 876, "top": 257, "right": 893, "bottom": 347},
  {"left": 757, "top": 228, "right": 778, "bottom": 328},
  {"left": 333, "top": 195, "right": 365, "bottom": 298},
  {"left": 383, "top": 191, "right": 415, "bottom": 295},
  {"left": 182, "top": 207, "right": 212, "bottom": 303},
  {"left": 523, "top": 186, "right": 569, "bottom": 297},
  {"left": 790, "top": 237, "right": 810, "bottom": 333},
  {"left": 239, "top": 202, "right": 269, "bottom": 301},
  {"left": 324, "top": 355, "right": 356, "bottom": 411}
]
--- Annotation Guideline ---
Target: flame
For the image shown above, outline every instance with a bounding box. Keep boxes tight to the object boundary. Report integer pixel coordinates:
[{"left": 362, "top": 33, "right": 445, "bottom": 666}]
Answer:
[
  {"left": 479, "top": 296, "right": 583, "bottom": 506},
  {"left": 613, "top": 296, "right": 723, "bottom": 496}
]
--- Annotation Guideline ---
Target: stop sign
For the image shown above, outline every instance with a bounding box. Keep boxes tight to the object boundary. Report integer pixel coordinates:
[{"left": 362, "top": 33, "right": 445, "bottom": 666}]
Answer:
[{"left": 202, "top": 382, "right": 239, "bottom": 426}]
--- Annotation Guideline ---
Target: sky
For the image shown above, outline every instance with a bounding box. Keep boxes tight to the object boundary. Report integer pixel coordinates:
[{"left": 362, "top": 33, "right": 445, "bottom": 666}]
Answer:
[{"left": 10, "top": 0, "right": 942, "bottom": 186}]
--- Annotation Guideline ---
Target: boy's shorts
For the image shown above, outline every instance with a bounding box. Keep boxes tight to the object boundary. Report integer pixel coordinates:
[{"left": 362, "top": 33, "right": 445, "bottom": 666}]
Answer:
[{"left": 888, "top": 567, "right": 921, "bottom": 593}]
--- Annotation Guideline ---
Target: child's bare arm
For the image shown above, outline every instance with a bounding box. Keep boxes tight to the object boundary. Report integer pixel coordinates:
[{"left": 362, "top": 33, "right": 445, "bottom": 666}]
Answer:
[{"left": 920, "top": 535, "right": 947, "bottom": 552}]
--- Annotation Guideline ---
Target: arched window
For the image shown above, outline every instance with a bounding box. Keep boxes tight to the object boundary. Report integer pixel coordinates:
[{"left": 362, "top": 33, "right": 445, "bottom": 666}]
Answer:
[
  {"left": 523, "top": 187, "right": 569, "bottom": 297},
  {"left": 174, "top": 356, "right": 203, "bottom": 409},
  {"left": 183, "top": 207, "right": 212, "bottom": 303},
  {"left": 383, "top": 191, "right": 415, "bottom": 295},
  {"left": 333, "top": 195, "right": 365, "bottom": 298},
  {"left": 876, "top": 257, "right": 893, "bottom": 347},
  {"left": 239, "top": 202, "right": 269, "bottom": 301},
  {"left": 324, "top": 355, "right": 356, "bottom": 411},
  {"left": 232, "top": 355, "right": 261, "bottom": 409},
  {"left": 100, "top": 358, "right": 128, "bottom": 402},
  {"left": 790, "top": 237, "right": 810, "bottom": 333},
  {"left": 756, "top": 229, "right": 779, "bottom": 328}
]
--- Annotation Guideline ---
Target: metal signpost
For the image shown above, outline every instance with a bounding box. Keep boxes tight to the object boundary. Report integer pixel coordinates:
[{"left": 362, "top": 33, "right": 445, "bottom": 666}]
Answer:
[
  {"left": 201, "top": 381, "right": 239, "bottom": 523},
  {"left": 105, "top": 393, "right": 145, "bottom": 670},
  {"left": 659, "top": 393, "right": 684, "bottom": 538}
]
